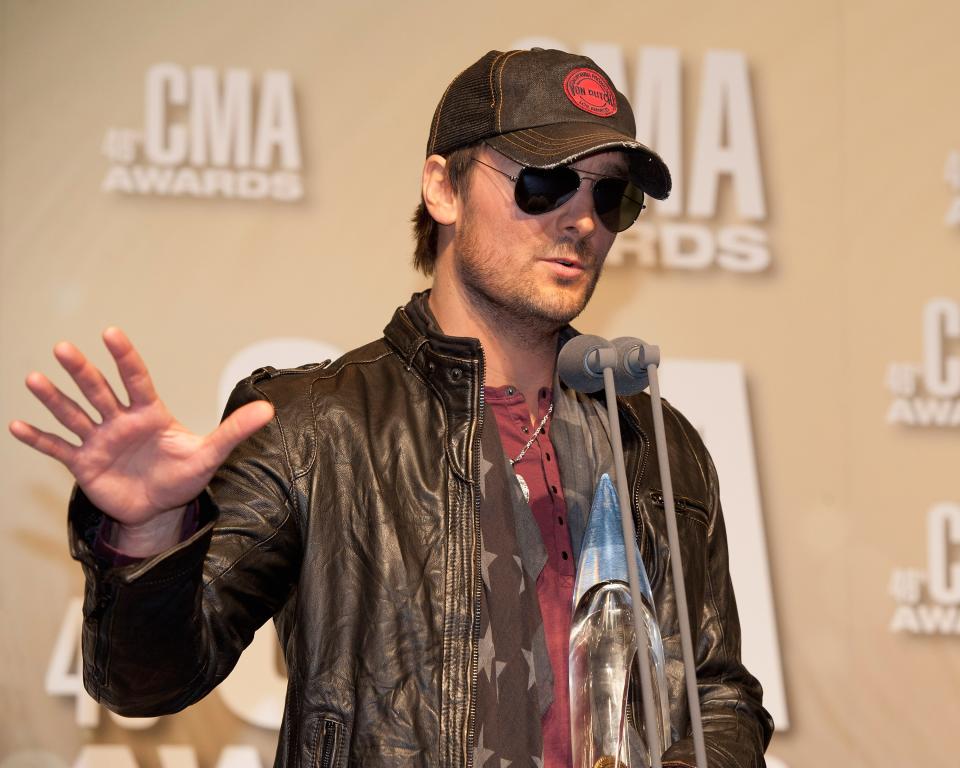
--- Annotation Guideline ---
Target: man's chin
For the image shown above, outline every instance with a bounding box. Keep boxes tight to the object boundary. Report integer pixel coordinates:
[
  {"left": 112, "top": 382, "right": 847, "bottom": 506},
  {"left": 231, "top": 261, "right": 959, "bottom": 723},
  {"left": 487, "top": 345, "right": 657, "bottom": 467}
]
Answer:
[{"left": 525, "top": 286, "right": 593, "bottom": 325}]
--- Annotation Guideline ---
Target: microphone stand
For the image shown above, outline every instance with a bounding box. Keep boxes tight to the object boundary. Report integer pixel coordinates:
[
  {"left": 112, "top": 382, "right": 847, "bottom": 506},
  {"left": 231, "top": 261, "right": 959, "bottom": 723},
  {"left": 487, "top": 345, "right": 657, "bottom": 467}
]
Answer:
[
  {"left": 591, "top": 343, "right": 708, "bottom": 768},
  {"left": 641, "top": 352, "right": 708, "bottom": 768},
  {"left": 593, "top": 350, "right": 664, "bottom": 768}
]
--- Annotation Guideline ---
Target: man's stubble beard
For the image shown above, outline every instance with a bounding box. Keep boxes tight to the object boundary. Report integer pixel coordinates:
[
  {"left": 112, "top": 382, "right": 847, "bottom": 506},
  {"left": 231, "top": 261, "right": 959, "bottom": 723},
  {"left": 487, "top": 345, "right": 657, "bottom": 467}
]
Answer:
[{"left": 452, "top": 210, "right": 607, "bottom": 342}]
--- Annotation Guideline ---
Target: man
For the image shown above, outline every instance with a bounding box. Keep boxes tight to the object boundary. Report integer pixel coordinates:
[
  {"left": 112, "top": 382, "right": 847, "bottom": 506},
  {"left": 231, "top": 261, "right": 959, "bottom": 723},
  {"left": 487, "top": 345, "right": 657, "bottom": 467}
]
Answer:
[{"left": 10, "top": 49, "right": 772, "bottom": 767}]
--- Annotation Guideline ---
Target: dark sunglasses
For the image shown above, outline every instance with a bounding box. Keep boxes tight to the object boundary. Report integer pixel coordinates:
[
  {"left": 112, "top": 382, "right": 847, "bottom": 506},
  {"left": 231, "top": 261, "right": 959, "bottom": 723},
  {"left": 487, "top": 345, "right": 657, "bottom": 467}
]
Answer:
[{"left": 471, "top": 156, "right": 646, "bottom": 233}]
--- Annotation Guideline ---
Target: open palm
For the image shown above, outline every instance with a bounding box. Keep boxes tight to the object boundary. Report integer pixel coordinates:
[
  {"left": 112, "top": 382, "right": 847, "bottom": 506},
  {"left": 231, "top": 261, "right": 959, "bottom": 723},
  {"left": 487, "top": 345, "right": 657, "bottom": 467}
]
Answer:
[{"left": 9, "top": 328, "right": 274, "bottom": 534}]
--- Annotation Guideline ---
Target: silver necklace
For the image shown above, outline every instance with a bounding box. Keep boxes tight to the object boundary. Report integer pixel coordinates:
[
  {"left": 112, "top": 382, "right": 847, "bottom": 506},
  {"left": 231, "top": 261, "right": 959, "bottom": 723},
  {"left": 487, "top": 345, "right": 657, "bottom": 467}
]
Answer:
[{"left": 509, "top": 402, "right": 553, "bottom": 503}]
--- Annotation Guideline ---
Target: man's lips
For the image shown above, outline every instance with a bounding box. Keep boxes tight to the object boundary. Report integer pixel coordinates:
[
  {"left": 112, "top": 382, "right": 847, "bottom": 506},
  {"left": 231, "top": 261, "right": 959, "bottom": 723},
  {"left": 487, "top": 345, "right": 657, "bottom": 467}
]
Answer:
[
  {"left": 541, "top": 257, "right": 589, "bottom": 280},
  {"left": 542, "top": 254, "right": 589, "bottom": 273}
]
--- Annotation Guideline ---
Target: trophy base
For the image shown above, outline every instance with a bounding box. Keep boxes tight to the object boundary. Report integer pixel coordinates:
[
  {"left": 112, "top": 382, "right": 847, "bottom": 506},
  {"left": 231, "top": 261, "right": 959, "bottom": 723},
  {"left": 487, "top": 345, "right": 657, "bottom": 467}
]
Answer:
[{"left": 593, "top": 757, "right": 628, "bottom": 768}]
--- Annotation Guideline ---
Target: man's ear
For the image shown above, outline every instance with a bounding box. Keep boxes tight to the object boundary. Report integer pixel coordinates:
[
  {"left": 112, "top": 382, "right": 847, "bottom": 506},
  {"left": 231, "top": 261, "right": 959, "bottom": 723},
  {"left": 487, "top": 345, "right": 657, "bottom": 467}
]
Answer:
[{"left": 421, "top": 154, "right": 458, "bottom": 225}]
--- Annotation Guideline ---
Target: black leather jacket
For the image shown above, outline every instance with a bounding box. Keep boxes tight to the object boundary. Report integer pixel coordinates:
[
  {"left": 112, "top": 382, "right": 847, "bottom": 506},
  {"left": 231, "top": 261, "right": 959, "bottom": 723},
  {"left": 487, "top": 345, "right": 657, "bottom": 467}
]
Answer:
[{"left": 69, "top": 293, "right": 773, "bottom": 767}]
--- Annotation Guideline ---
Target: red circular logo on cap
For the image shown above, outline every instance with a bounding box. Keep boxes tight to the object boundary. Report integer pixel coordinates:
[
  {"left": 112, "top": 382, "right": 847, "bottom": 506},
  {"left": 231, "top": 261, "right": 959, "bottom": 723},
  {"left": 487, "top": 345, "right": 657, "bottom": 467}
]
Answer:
[{"left": 562, "top": 68, "right": 618, "bottom": 117}]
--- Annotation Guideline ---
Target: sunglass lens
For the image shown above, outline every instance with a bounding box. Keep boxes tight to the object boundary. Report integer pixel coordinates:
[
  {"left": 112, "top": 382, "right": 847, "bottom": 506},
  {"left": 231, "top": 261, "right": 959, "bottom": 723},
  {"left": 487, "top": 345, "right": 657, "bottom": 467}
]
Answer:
[
  {"left": 513, "top": 165, "right": 645, "bottom": 232},
  {"left": 515, "top": 167, "right": 581, "bottom": 214},
  {"left": 594, "top": 178, "right": 645, "bottom": 232}
]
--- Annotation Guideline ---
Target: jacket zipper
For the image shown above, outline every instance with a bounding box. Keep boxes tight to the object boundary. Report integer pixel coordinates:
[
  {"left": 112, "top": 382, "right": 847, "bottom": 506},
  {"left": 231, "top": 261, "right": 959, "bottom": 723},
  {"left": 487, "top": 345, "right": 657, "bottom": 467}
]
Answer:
[
  {"left": 633, "top": 462, "right": 647, "bottom": 565},
  {"left": 619, "top": 399, "right": 650, "bottom": 565},
  {"left": 318, "top": 719, "right": 338, "bottom": 768},
  {"left": 466, "top": 348, "right": 485, "bottom": 768},
  {"left": 650, "top": 490, "right": 707, "bottom": 516}
]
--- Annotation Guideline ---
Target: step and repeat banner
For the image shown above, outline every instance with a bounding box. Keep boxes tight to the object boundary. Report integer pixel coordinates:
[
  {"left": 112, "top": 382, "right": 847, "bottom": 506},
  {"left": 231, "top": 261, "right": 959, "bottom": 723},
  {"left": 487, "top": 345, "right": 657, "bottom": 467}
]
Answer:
[{"left": 1, "top": 1, "right": 958, "bottom": 766}]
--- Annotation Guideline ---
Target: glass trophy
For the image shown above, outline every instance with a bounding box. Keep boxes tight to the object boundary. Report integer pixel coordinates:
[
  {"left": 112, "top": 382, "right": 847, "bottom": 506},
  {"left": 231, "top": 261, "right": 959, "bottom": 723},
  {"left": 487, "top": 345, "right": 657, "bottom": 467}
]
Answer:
[{"left": 570, "top": 474, "right": 672, "bottom": 768}]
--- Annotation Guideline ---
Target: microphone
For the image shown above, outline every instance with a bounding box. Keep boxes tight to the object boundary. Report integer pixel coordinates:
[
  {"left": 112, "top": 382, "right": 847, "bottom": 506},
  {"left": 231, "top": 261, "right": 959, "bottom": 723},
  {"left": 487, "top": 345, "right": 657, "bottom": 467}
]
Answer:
[
  {"left": 558, "top": 335, "right": 659, "bottom": 396},
  {"left": 610, "top": 337, "right": 659, "bottom": 396},
  {"left": 557, "top": 334, "right": 616, "bottom": 393}
]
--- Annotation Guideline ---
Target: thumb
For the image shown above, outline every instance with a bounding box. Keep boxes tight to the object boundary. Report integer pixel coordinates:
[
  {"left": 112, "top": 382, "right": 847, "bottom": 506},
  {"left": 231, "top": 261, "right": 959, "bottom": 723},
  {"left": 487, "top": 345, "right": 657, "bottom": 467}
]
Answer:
[{"left": 204, "top": 400, "right": 276, "bottom": 466}]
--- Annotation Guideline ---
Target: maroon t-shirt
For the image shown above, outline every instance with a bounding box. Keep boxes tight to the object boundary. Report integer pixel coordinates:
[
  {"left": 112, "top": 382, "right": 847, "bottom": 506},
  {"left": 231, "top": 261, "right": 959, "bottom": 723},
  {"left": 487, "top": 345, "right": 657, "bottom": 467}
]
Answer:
[{"left": 485, "top": 384, "right": 574, "bottom": 768}]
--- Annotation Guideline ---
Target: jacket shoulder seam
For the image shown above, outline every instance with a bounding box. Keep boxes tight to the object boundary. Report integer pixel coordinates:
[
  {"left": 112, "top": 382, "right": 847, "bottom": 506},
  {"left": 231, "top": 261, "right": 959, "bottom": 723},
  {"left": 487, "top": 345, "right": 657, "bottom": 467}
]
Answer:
[
  {"left": 312, "top": 349, "right": 394, "bottom": 380},
  {"left": 241, "top": 381, "right": 309, "bottom": 543}
]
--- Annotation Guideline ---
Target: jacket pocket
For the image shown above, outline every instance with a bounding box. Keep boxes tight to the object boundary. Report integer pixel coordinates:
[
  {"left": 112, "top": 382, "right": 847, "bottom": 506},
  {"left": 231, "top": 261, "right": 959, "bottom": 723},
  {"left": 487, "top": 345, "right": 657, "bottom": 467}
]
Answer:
[
  {"left": 310, "top": 715, "right": 343, "bottom": 768},
  {"left": 649, "top": 489, "right": 709, "bottom": 527}
]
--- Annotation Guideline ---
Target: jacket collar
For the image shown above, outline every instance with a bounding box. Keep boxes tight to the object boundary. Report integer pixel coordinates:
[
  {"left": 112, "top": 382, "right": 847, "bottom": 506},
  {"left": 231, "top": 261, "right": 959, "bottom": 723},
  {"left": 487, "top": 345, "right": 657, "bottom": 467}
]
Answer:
[
  {"left": 383, "top": 292, "right": 483, "bottom": 483},
  {"left": 384, "top": 290, "right": 482, "bottom": 367},
  {"left": 384, "top": 289, "right": 582, "bottom": 366},
  {"left": 383, "top": 291, "right": 621, "bottom": 483}
]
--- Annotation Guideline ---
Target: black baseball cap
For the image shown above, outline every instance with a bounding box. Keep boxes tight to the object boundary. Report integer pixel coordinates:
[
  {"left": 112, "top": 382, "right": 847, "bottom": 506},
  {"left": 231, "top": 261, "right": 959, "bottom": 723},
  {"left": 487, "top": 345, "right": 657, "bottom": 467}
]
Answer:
[{"left": 426, "top": 48, "right": 671, "bottom": 200}]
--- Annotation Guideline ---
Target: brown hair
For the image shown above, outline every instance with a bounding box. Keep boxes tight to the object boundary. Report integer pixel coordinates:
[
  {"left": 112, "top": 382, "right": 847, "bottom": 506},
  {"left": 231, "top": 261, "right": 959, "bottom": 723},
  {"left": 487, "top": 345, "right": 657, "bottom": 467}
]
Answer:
[{"left": 411, "top": 143, "right": 481, "bottom": 276}]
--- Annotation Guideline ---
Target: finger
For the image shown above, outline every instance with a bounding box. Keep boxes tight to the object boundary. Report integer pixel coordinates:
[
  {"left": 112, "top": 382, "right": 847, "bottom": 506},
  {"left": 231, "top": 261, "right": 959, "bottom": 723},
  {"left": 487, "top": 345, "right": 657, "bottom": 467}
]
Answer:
[
  {"left": 203, "top": 400, "right": 276, "bottom": 467},
  {"left": 9, "top": 420, "right": 78, "bottom": 466},
  {"left": 102, "top": 327, "right": 158, "bottom": 407},
  {"left": 53, "top": 341, "right": 123, "bottom": 418},
  {"left": 24, "top": 371, "right": 97, "bottom": 439}
]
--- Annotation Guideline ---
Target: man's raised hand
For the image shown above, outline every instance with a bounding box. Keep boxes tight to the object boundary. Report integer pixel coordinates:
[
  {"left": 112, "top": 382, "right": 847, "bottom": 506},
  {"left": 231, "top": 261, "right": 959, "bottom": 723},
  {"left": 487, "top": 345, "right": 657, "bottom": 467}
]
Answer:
[{"left": 9, "top": 328, "right": 274, "bottom": 555}]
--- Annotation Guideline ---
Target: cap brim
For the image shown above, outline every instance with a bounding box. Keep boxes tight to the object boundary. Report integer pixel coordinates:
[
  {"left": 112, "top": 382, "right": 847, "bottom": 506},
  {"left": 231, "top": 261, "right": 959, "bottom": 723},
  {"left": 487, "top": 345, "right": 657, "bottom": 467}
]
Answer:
[{"left": 486, "top": 122, "right": 672, "bottom": 200}]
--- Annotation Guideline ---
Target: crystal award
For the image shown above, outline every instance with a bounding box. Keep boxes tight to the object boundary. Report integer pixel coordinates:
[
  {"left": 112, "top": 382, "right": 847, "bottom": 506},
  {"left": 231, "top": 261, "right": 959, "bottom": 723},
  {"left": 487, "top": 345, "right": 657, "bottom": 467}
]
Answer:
[{"left": 569, "top": 474, "right": 672, "bottom": 768}]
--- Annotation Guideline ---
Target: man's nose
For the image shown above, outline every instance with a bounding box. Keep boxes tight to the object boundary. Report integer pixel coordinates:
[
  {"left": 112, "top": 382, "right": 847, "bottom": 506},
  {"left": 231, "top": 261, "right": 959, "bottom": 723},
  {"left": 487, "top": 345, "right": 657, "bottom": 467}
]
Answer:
[{"left": 557, "top": 184, "right": 598, "bottom": 239}]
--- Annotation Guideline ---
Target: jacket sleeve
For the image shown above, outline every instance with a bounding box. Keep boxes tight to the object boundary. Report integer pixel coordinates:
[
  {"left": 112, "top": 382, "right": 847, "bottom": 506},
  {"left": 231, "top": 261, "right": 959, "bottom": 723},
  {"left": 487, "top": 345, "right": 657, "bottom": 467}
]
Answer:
[
  {"left": 68, "top": 374, "right": 303, "bottom": 716},
  {"left": 659, "top": 405, "right": 775, "bottom": 768}
]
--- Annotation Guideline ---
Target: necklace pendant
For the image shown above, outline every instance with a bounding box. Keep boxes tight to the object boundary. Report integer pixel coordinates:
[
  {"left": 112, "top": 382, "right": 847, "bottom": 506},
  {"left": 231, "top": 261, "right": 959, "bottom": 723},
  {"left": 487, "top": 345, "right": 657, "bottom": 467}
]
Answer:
[{"left": 515, "top": 473, "right": 530, "bottom": 503}]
